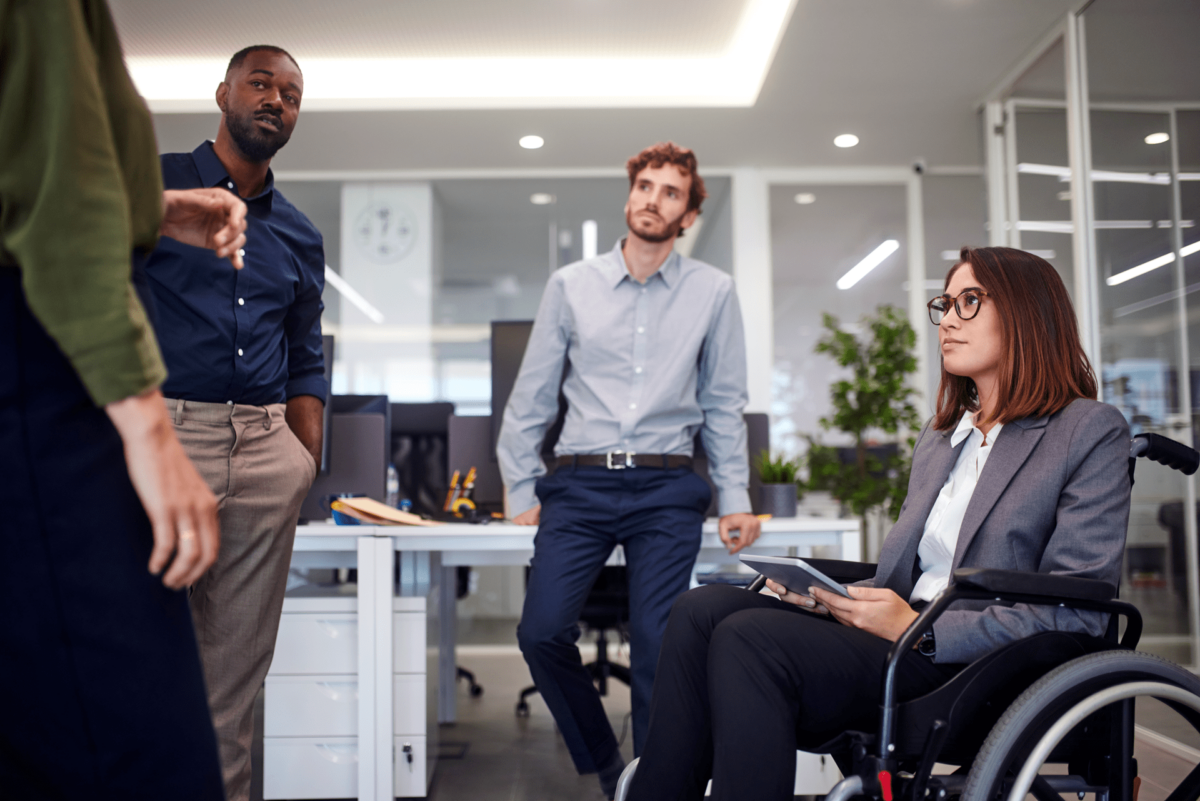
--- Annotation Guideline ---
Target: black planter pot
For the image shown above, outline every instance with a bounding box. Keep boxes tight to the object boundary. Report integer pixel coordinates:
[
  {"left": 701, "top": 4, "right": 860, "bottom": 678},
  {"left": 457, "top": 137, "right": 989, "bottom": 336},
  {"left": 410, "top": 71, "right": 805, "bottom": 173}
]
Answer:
[{"left": 759, "top": 483, "right": 798, "bottom": 518}]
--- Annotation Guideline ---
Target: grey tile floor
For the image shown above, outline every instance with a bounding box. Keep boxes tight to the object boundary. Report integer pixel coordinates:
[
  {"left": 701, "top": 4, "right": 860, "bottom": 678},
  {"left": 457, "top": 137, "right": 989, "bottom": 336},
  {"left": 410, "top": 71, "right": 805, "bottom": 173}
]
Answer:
[{"left": 249, "top": 615, "right": 1200, "bottom": 801}]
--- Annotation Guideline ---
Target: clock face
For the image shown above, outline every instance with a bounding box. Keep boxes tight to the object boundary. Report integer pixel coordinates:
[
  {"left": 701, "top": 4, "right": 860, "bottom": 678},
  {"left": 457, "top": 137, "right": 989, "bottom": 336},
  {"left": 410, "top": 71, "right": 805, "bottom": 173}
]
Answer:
[{"left": 354, "top": 202, "right": 417, "bottom": 264}]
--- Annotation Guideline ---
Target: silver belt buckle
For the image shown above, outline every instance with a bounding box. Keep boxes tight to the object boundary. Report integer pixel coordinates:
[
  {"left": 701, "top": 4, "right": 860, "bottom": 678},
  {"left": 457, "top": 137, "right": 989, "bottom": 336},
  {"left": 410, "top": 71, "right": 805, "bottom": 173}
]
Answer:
[{"left": 606, "top": 450, "right": 636, "bottom": 469}]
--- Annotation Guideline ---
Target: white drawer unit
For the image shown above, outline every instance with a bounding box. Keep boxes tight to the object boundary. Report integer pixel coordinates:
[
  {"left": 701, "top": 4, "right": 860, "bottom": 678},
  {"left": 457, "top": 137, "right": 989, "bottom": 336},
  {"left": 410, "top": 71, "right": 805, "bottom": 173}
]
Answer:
[
  {"left": 263, "top": 737, "right": 358, "bottom": 800},
  {"left": 265, "top": 548, "right": 439, "bottom": 798}
]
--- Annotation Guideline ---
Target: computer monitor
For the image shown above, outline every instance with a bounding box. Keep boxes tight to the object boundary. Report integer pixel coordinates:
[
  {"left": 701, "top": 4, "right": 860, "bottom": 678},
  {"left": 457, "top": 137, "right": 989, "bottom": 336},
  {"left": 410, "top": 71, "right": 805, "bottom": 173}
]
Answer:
[
  {"left": 297, "top": 394, "right": 390, "bottom": 522},
  {"left": 490, "top": 320, "right": 566, "bottom": 462}
]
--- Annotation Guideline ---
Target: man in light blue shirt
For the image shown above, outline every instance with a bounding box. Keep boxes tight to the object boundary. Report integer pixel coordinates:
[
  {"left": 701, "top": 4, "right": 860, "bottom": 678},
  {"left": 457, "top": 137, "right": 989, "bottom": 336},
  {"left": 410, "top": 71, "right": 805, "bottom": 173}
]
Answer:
[{"left": 498, "top": 142, "right": 761, "bottom": 798}]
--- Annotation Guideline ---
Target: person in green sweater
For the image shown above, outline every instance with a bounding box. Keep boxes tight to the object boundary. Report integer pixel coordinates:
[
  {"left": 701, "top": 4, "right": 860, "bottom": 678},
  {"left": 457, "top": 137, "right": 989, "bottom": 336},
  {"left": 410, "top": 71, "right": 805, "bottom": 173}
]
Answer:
[{"left": 0, "top": 1, "right": 247, "bottom": 797}]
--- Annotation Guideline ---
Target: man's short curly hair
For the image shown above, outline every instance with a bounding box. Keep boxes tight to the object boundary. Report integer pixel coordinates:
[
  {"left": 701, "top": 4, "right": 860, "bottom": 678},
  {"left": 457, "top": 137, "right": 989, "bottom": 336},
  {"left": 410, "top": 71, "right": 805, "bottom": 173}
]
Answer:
[
  {"left": 225, "top": 45, "right": 301, "bottom": 79},
  {"left": 625, "top": 142, "right": 707, "bottom": 216}
]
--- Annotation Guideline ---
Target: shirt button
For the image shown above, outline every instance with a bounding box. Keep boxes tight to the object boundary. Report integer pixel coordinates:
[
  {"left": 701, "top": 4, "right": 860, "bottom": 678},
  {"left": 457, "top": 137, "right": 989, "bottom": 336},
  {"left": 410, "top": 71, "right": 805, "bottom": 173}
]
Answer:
[
  {"left": 238, "top": 298, "right": 245, "bottom": 306},
  {"left": 227, "top": 400, "right": 233, "bottom": 406},
  {"left": 227, "top": 181, "right": 235, "bottom": 190},
  {"left": 637, "top": 326, "right": 645, "bottom": 334},
  {"left": 238, "top": 248, "right": 246, "bottom": 258},
  {"left": 635, "top": 366, "right": 643, "bottom": 374},
  {"left": 237, "top": 348, "right": 244, "bottom": 356},
  {"left": 629, "top": 403, "right": 637, "bottom": 410}
]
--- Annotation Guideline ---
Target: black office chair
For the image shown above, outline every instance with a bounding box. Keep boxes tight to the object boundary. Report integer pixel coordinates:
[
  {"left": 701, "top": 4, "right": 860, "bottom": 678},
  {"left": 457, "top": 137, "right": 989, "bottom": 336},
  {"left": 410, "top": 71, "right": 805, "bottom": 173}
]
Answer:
[
  {"left": 616, "top": 432, "right": 1200, "bottom": 801},
  {"left": 516, "top": 565, "right": 632, "bottom": 716}
]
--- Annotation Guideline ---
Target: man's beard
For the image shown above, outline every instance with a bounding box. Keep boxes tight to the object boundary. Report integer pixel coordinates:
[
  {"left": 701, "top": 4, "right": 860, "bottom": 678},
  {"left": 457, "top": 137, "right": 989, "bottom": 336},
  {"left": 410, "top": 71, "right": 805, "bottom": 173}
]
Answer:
[
  {"left": 225, "top": 109, "right": 290, "bottom": 163},
  {"left": 626, "top": 207, "right": 687, "bottom": 244}
]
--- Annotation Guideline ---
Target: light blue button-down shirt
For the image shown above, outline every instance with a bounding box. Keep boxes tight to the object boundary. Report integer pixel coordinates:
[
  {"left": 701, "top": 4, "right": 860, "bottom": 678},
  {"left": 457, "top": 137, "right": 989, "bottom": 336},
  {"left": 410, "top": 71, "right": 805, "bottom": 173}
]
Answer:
[{"left": 497, "top": 241, "right": 751, "bottom": 517}]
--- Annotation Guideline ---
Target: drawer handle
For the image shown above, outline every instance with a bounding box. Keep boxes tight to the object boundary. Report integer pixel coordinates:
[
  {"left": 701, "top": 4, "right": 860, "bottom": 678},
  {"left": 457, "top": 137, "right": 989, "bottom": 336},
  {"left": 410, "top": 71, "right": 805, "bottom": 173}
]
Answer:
[
  {"left": 316, "top": 681, "right": 358, "bottom": 702},
  {"left": 315, "top": 620, "right": 352, "bottom": 638},
  {"left": 315, "top": 744, "right": 358, "bottom": 764}
]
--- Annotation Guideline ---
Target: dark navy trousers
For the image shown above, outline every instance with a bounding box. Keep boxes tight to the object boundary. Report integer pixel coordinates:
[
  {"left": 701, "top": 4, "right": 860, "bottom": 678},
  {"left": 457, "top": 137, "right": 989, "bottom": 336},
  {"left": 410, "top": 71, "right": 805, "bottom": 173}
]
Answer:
[
  {"left": 0, "top": 269, "right": 225, "bottom": 799},
  {"left": 517, "top": 464, "right": 710, "bottom": 774}
]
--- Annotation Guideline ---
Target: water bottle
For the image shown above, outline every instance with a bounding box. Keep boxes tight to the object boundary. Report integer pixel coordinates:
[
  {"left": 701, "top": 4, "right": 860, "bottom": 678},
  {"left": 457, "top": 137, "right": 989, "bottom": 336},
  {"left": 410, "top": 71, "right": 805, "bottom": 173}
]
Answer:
[{"left": 386, "top": 464, "right": 400, "bottom": 508}]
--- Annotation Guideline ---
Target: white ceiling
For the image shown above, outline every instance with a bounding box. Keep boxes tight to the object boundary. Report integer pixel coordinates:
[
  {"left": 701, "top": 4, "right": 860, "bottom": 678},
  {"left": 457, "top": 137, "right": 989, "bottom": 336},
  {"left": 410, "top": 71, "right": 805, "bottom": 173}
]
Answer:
[{"left": 132, "top": 0, "right": 1199, "bottom": 173}]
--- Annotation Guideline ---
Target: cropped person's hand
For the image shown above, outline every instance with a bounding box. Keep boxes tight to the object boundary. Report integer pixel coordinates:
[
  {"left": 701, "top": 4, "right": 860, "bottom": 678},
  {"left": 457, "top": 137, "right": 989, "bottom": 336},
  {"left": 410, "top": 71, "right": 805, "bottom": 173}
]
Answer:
[
  {"left": 810, "top": 586, "right": 920, "bottom": 642},
  {"left": 718, "top": 512, "right": 761, "bottom": 554},
  {"left": 512, "top": 505, "right": 540, "bottom": 526},
  {"left": 105, "top": 388, "right": 220, "bottom": 589},
  {"left": 160, "top": 188, "right": 248, "bottom": 269},
  {"left": 764, "top": 578, "right": 830, "bottom": 616}
]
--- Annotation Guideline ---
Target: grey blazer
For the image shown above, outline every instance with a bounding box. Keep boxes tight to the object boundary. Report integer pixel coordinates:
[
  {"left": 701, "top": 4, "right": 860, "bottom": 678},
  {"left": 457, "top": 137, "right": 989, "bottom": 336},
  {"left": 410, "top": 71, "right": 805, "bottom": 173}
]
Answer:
[{"left": 872, "top": 398, "right": 1132, "bottom": 664}]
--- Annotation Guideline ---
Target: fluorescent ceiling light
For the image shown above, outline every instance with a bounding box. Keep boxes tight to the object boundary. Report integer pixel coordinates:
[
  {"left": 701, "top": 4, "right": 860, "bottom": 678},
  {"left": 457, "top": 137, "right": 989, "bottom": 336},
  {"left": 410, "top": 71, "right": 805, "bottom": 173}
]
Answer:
[
  {"left": 582, "top": 220, "right": 598, "bottom": 260},
  {"left": 833, "top": 134, "right": 859, "bottom": 149},
  {"left": 127, "top": 0, "right": 796, "bottom": 112},
  {"left": 1017, "top": 163, "right": 1170, "bottom": 185},
  {"left": 530, "top": 192, "right": 555, "bottom": 205},
  {"left": 1145, "top": 132, "right": 1170, "bottom": 145},
  {"left": 794, "top": 193, "right": 816, "bottom": 205},
  {"left": 520, "top": 135, "right": 545, "bottom": 150},
  {"left": 1106, "top": 241, "right": 1200, "bottom": 286},
  {"left": 324, "top": 266, "right": 385, "bottom": 324},
  {"left": 837, "top": 240, "right": 899, "bottom": 290}
]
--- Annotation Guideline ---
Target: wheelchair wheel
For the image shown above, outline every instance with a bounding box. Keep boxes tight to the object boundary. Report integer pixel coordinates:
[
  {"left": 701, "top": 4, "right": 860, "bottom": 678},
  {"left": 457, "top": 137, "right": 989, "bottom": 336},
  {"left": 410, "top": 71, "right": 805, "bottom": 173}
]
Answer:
[{"left": 962, "top": 650, "right": 1200, "bottom": 801}]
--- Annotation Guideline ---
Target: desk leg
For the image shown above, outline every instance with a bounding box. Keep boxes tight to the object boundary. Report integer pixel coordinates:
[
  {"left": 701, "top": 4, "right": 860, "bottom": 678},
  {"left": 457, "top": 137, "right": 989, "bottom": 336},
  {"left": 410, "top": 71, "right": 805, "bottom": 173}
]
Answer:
[
  {"left": 357, "top": 536, "right": 378, "bottom": 801},
  {"left": 841, "top": 521, "right": 863, "bottom": 563},
  {"left": 439, "top": 564, "right": 457, "bottom": 724},
  {"left": 373, "top": 537, "right": 395, "bottom": 801}
]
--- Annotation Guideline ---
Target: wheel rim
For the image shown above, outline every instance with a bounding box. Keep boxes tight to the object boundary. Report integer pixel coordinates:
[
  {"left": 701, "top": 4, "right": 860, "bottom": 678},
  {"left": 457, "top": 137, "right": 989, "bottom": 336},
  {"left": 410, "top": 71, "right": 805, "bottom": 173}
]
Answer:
[{"left": 1007, "top": 681, "right": 1200, "bottom": 801}]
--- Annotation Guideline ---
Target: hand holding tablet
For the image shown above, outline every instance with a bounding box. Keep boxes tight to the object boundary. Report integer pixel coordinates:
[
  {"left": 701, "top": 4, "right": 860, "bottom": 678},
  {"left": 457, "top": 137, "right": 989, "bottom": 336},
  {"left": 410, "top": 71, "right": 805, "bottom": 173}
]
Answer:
[{"left": 739, "top": 554, "right": 853, "bottom": 598}]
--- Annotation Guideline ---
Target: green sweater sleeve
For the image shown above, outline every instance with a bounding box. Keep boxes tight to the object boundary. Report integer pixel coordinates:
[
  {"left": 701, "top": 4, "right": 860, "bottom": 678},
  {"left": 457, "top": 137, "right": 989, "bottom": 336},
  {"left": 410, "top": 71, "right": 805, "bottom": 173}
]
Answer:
[{"left": 0, "top": 0, "right": 166, "bottom": 406}]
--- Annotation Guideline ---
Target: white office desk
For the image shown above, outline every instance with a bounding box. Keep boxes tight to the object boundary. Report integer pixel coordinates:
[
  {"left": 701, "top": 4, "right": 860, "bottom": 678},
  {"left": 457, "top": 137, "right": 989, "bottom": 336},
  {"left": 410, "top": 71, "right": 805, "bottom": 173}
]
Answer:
[{"left": 286, "top": 516, "right": 860, "bottom": 801}]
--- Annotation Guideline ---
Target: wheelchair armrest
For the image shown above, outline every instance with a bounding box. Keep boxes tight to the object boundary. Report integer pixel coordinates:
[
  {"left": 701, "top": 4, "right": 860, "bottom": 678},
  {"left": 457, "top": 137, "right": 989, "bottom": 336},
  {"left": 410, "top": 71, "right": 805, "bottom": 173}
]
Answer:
[
  {"left": 952, "top": 568, "right": 1116, "bottom": 603},
  {"left": 806, "top": 559, "right": 878, "bottom": 584}
]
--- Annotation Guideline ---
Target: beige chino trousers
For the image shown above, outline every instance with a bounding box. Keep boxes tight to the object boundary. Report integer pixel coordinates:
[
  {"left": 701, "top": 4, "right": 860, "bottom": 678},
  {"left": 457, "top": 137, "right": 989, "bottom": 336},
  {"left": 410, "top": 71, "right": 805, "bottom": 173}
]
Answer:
[{"left": 166, "top": 397, "right": 317, "bottom": 801}]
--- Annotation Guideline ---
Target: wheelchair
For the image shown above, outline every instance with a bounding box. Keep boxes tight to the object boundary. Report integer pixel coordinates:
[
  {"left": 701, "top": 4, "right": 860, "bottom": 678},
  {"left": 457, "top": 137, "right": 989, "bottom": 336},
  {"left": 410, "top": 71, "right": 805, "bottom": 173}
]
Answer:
[{"left": 615, "top": 432, "right": 1200, "bottom": 801}]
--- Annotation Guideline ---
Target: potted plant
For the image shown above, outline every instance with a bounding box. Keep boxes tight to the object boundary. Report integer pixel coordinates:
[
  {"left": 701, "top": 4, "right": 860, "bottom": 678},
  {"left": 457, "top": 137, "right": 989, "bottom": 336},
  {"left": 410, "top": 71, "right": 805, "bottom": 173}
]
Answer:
[
  {"left": 799, "top": 305, "right": 921, "bottom": 556},
  {"left": 755, "top": 450, "right": 801, "bottom": 518}
]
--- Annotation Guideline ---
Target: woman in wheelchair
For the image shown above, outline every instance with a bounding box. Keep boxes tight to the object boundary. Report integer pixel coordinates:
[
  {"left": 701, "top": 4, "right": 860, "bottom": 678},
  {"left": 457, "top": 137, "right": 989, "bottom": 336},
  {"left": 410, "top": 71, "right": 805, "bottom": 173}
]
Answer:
[{"left": 623, "top": 246, "right": 1137, "bottom": 801}]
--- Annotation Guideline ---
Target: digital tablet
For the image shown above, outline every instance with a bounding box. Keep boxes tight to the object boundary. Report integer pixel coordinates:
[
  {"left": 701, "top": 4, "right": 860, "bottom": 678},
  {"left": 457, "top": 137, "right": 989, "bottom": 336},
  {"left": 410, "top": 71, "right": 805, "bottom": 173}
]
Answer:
[{"left": 739, "top": 554, "right": 853, "bottom": 598}]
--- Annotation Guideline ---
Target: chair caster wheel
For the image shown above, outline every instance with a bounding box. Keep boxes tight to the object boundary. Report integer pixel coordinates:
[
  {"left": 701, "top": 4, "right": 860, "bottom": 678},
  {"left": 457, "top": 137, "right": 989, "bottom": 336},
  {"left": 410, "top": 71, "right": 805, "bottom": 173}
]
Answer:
[
  {"left": 515, "top": 701, "right": 529, "bottom": 717},
  {"left": 470, "top": 684, "right": 484, "bottom": 698}
]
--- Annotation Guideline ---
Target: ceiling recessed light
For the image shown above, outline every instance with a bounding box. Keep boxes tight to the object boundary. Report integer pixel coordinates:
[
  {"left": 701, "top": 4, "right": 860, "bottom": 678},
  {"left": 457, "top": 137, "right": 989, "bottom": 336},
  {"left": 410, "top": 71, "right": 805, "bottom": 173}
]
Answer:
[
  {"left": 519, "top": 135, "right": 545, "bottom": 149},
  {"left": 530, "top": 193, "right": 555, "bottom": 205},
  {"left": 1145, "top": 132, "right": 1170, "bottom": 145},
  {"left": 794, "top": 192, "right": 816, "bottom": 205},
  {"left": 833, "top": 134, "right": 859, "bottom": 148}
]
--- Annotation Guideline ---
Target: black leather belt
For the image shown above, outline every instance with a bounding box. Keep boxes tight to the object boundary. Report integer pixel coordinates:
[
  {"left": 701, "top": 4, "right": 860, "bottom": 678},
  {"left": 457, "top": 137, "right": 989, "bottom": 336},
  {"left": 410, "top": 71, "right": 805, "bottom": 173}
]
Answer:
[{"left": 556, "top": 452, "right": 693, "bottom": 470}]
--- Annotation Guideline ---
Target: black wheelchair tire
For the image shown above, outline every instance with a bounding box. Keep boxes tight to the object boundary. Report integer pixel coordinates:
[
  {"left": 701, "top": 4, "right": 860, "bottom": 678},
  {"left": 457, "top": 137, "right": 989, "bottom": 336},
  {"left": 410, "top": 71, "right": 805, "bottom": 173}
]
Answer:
[{"left": 962, "top": 649, "right": 1200, "bottom": 801}]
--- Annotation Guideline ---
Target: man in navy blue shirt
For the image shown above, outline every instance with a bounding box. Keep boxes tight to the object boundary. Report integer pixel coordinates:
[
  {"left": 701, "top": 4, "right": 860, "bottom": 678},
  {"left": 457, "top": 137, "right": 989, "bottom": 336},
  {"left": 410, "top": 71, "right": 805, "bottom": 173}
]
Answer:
[{"left": 143, "top": 44, "right": 325, "bottom": 801}]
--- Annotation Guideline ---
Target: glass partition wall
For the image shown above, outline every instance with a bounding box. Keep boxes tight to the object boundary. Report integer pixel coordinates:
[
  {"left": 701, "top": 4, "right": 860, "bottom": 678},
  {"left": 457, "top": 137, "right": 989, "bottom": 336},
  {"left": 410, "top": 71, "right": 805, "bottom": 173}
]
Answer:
[
  {"left": 277, "top": 175, "right": 733, "bottom": 416},
  {"left": 985, "top": 0, "right": 1200, "bottom": 667}
]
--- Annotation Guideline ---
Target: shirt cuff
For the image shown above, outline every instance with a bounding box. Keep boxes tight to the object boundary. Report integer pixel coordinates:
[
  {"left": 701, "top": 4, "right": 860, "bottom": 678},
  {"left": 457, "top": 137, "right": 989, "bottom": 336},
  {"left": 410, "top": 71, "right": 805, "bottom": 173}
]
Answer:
[
  {"left": 717, "top": 487, "right": 753, "bottom": 518},
  {"left": 286, "top": 373, "right": 329, "bottom": 401},
  {"left": 506, "top": 479, "right": 540, "bottom": 519}
]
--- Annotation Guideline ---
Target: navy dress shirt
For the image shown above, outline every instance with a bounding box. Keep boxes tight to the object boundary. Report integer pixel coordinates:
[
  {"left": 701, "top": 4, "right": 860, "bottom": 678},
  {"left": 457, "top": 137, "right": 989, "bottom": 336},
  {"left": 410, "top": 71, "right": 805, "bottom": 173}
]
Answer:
[{"left": 145, "top": 141, "right": 327, "bottom": 406}]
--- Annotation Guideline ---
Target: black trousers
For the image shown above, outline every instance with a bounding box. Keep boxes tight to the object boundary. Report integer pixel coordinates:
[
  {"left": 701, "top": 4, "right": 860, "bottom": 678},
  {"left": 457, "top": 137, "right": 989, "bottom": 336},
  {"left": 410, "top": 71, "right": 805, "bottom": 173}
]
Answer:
[
  {"left": 626, "top": 584, "right": 960, "bottom": 801},
  {"left": 0, "top": 269, "right": 224, "bottom": 799}
]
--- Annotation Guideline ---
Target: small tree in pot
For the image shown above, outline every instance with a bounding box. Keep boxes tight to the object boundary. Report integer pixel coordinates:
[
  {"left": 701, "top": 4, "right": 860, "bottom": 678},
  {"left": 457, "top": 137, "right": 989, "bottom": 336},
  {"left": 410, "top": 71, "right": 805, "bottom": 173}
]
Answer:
[{"left": 800, "top": 305, "right": 921, "bottom": 556}]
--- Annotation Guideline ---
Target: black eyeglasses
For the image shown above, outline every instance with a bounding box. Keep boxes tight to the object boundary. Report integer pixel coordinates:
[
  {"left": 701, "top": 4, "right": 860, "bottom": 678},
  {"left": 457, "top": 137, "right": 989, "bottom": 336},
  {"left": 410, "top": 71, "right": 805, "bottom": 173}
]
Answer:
[{"left": 927, "top": 288, "right": 989, "bottom": 325}]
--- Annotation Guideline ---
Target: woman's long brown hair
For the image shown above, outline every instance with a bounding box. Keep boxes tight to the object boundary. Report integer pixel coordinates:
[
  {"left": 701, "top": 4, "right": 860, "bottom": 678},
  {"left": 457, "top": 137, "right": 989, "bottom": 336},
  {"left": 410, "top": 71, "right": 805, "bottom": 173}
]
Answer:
[{"left": 932, "top": 246, "right": 1098, "bottom": 432}]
